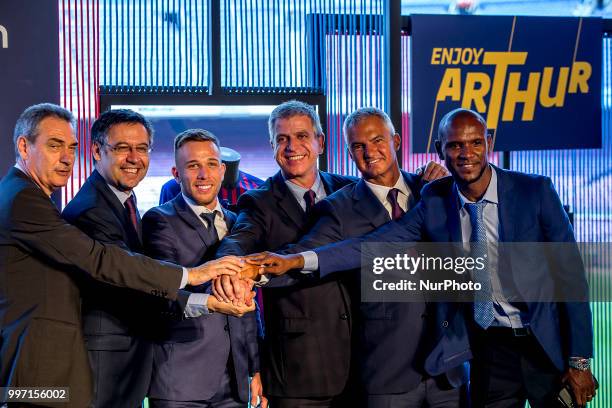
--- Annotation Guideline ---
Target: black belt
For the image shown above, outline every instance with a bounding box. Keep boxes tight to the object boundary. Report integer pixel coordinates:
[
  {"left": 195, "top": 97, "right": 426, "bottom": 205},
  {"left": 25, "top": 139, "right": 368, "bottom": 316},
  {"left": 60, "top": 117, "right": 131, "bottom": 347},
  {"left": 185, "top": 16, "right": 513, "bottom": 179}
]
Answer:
[{"left": 485, "top": 326, "right": 532, "bottom": 337}]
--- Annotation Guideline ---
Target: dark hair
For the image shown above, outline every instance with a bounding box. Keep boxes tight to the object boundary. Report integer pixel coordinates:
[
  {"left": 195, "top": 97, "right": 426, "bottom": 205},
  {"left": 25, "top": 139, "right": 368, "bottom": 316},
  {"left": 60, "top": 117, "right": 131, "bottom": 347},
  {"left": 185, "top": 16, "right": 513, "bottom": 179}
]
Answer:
[
  {"left": 13, "top": 103, "right": 75, "bottom": 157},
  {"left": 437, "top": 108, "right": 487, "bottom": 143},
  {"left": 174, "top": 129, "right": 221, "bottom": 160},
  {"left": 343, "top": 107, "right": 396, "bottom": 145},
  {"left": 91, "top": 109, "right": 154, "bottom": 149},
  {"left": 268, "top": 100, "right": 323, "bottom": 143}
]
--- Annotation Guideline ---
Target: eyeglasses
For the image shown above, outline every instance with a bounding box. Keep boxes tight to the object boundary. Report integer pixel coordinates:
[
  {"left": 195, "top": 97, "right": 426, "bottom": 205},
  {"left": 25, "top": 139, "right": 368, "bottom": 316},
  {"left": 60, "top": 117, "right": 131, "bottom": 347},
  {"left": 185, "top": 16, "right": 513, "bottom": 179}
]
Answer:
[{"left": 103, "top": 142, "right": 152, "bottom": 156}]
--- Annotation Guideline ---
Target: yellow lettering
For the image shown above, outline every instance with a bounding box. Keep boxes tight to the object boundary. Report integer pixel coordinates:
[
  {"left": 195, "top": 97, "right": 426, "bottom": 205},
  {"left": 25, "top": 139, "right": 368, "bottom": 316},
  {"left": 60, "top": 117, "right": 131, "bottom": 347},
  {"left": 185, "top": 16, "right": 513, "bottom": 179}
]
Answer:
[
  {"left": 451, "top": 48, "right": 462, "bottom": 65},
  {"left": 460, "top": 49, "right": 473, "bottom": 65},
  {"left": 483, "top": 52, "right": 528, "bottom": 129},
  {"left": 436, "top": 68, "right": 462, "bottom": 102},
  {"left": 473, "top": 48, "right": 484, "bottom": 65},
  {"left": 568, "top": 62, "right": 591, "bottom": 94},
  {"left": 431, "top": 48, "right": 442, "bottom": 65},
  {"left": 539, "top": 67, "right": 569, "bottom": 107},
  {"left": 502, "top": 72, "right": 541, "bottom": 122},
  {"left": 462, "top": 73, "right": 491, "bottom": 113},
  {"left": 442, "top": 48, "right": 453, "bottom": 65}
]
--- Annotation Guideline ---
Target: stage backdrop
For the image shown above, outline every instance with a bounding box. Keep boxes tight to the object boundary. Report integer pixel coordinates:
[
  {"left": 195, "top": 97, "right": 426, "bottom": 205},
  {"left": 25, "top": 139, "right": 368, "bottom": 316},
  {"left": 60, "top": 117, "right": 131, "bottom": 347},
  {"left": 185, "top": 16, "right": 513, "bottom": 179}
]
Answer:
[
  {"left": 0, "top": 0, "right": 59, "bottom": 177},
  {"left": 410, "top": 14, "right": 602, "bottom": 153}
]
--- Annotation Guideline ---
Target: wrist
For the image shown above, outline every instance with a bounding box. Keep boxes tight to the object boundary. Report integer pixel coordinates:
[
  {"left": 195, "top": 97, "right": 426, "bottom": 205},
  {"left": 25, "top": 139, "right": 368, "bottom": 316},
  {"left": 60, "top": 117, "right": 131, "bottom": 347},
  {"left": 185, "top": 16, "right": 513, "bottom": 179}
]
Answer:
[
  {"left": 568, "top": 357, "right": 591, "bottom": 371},
  {"left": 206, "top": 296, "right": 217, "bottom": 313}
]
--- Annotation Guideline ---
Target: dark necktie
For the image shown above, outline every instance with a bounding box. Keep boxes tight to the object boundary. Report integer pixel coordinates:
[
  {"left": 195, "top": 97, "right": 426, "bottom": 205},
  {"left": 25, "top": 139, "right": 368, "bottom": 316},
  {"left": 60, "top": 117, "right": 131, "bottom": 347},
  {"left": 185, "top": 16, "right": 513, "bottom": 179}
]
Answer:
[
  {"left": 200, "top": 211, "right": 219, "bottom": 240},
  {"left": 124, "top": 194, "right": 139, "bottom": 232},
  {"left": 303, "top": 190, "right": 317, "bottom": 212},
  {"left": 387, "top": 188, "right": 405, "bottom": 220},
  {"left": 465, "top": 202, "right": 494, "bottom": 329}
]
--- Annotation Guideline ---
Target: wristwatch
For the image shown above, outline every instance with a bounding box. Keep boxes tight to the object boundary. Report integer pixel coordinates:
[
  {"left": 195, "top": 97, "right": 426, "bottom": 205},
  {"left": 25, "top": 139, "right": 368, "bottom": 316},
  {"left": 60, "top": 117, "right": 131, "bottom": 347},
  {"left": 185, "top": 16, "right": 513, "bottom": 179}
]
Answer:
[{"left": 568, "top": 357, "right": 591, "bottom": 371}]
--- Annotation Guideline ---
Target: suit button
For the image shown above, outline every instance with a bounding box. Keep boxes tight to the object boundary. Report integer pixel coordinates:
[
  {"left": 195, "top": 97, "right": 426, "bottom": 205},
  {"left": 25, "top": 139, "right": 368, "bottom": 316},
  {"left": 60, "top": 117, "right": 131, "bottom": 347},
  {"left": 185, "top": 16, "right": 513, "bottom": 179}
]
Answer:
[
  {"left": 224, "top": 324, "right": 229, "bottom": 331},
  {"left": 340, "top": 313, "right": 349, "bottom": 320},
  {"left": 442, "top": 320, "right": 449, "bottom": 328}
]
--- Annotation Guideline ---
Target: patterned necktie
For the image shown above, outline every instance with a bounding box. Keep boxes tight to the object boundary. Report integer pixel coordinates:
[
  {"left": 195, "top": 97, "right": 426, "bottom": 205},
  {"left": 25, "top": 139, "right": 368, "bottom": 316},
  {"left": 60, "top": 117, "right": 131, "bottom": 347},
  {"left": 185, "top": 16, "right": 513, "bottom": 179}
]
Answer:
[
  {"left": 124, "top": 194, "right": 139, "bottom": 232},
  {"left": 387, "top": 188, "right": 405, "bottom": 220},
  {"left": 303, "top": 190, "right": 317, "bottom": 212},
  {"left": 200, "top": 211, "right": 219, "bottom": 240},
  {"left": 465, "top": 202, "right": 495, "bottom": 329}
]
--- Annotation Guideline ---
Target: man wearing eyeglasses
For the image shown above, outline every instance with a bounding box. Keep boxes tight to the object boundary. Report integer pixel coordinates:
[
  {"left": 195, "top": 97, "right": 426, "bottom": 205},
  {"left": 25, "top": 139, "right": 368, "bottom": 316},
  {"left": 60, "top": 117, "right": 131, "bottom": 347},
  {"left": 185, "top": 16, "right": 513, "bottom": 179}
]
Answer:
[{"left": 63, "top": 110, "right": 254, "bottom": 407}]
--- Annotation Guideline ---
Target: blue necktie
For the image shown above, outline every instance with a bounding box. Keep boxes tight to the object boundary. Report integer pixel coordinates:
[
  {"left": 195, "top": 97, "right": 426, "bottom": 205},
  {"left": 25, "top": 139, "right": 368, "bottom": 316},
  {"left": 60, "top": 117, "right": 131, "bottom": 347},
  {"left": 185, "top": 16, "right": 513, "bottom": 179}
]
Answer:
[
  {"left": 200, "top": 211, "right": 219, "bottom": 241},
  {"left": 465, "top": 202, "right": 495, "bottom": 329}
]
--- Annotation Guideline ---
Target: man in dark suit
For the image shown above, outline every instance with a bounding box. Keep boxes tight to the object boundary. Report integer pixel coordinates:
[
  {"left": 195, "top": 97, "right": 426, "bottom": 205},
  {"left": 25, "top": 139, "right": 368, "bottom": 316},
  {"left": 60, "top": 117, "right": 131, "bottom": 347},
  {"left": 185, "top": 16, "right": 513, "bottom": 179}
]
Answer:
[
  {"left": 262, "top": 107, "right": 464, "bottom": 407},
  {"left": 143, "top": 129, "right": 265, "bottom": 408},
  {"left": 62, "top": 110, "right": 253, "bottom": 407},
  {"left": 0, "top": 103, "right": 244, "bottom": 407},
  {"left": 256, "top": 108, "right": 596, "bottom": 408},
  {"left": 214, "top": 100, "right": 359, "bottom": 408}
]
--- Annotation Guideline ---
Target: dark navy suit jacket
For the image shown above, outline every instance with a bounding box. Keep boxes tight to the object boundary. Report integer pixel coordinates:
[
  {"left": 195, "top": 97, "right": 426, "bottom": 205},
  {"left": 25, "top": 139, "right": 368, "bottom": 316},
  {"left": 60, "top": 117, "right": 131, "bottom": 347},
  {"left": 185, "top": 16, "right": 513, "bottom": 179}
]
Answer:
[
  {"left": 314, "top": 166, "right": 593, "bottom": 373},
  {"left": 285, "top": 171, "right": 468, "bottom": 393},
  {"left": 216, "top": 170, "right": 357, "bottom": 398},
  {"left": 142, "top": 194, "right": 259, "bottom": 402}
]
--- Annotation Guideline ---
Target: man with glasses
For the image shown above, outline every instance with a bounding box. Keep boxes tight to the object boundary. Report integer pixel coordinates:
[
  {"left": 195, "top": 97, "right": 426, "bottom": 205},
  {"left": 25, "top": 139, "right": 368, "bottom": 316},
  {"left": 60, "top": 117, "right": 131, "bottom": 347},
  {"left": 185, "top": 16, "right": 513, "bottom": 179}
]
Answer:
[{"left": 63, "top": 110, "right": 254, "bottom": 407}]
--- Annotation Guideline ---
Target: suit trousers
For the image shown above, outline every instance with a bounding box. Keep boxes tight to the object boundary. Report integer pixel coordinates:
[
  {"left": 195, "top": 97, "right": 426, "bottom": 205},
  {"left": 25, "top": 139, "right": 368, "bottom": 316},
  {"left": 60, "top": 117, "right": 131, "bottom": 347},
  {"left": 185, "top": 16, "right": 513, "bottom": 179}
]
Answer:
[
  {"left": 148, "top": 367, "right": 242, "bottom": 408},
  {"left": 470, "top": 327, "right": 561, "bottom": 408},
  {"left": 364, "top": 377, "right": 462, "bottom": 408}
]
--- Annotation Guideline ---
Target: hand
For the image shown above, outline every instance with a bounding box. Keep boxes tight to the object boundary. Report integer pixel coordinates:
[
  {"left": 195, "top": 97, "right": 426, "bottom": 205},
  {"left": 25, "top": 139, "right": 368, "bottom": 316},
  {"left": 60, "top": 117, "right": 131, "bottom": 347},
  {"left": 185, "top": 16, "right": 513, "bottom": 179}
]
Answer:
[
  {"left": 416, "top": 161, "right": 449, "bottom": 182},
  {"left": 245, "top": 252, "right": 305, "bottom": 275},
  {"left": 212, "top": 275, "right": 255, "bottom": 305},
  {"left": 250, "top": 373, "right": 268, "bottom": 408},
  {"left": 240, "top": 262, "right": 264, "bottom": 280},
  {"left": 187, "top": 256, "right": 243, "bottom": 285},
  {"left": 562, "top": 368, "right": 596, "bottom": 406},
  {"left": 207, "top": 293, "right": 256, "bottom": 317}
]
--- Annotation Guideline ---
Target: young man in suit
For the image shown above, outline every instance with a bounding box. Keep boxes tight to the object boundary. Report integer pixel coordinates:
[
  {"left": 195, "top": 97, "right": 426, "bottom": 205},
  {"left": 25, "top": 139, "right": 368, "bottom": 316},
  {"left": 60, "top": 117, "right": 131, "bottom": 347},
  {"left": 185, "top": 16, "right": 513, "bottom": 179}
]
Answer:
[
  {"left": 142, "top": 129, "right": 265, "bottom": 408},
  {"left": 0, "top": 104, "right": 243, "bottom": 407},
  {"left": 62, "top": 110, "right": 253, "bottom": 407},
  {"left": 253, "top": 108, "right": 596, "bottom": 408},
  {"left": 214, "top": 100, "right": 359, "bottom": 408}
]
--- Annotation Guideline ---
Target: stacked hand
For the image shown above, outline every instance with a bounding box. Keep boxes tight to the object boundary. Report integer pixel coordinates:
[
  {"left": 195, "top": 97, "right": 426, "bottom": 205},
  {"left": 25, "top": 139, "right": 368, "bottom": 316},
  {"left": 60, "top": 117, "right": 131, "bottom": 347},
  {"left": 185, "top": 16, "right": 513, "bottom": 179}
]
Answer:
[
  {"left": 186, "top": 255, "right": 244, "bottom": 285},
  {"left": 244, "top": 252, "right": 305, "bottom": 275}
]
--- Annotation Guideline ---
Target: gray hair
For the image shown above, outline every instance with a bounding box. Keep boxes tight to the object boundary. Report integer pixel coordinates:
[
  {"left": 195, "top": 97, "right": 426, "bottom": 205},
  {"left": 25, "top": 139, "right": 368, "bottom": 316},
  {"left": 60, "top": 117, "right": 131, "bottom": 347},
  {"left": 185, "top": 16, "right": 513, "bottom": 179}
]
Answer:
[
  {"left": 13, "top": 103, "right": 75, "bottom": 157},
  {"left": 342, "top": 107, "right": 396, "bottom": 145},
  {"left": 268, "top": 100, "right": 323, "bottom": 143},
  {"left": 174, "top": 128, "right": 221, "bottom": 161},
  {"left": 437, "top": 108, "right": 487, "bottom": 143}
]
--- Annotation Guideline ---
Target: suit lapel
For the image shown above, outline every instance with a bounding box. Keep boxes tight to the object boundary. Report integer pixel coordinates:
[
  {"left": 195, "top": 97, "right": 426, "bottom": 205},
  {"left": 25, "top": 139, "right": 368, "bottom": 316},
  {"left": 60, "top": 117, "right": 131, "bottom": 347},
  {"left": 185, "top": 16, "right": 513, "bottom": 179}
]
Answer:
[
  {"left": 401, "top": 170, "right": 424, "bottom": 208},
  {"left": 446, "top": 184, "right": 463, "bottom": 243},
  {"left": 351, "top": 179, "right": 390, "bottom": 228},
  {"left": 494, "top": 166, "right": 515, "bottom": 243},
  {"left": 271, "top": 171, "right": 307, "bottom": 229},
  {"left": 90, "top": 170, "right": 142, "bottom": 246},
  {"left": 173, "top": 194, "right": 217, "bottom": 247}
]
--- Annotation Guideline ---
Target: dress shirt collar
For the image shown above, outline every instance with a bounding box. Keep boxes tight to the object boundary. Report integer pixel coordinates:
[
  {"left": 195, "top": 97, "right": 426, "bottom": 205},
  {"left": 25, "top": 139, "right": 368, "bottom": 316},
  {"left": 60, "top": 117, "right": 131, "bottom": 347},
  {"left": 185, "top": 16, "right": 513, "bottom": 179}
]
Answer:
[
  {"left": 182, "top": 192, "right": 224, "bottom": 219},
  {"left": 107, "top": 182, "right": 133, "bottom": 206},
  {"left": 284, "top": 172, "right": 325, "bottom": 203},
  {"left": 457, "top": 165, "right": 498, "bottom": 207},
  {"left": 364, "top": 173, "right": 411, "bottom": 205}
]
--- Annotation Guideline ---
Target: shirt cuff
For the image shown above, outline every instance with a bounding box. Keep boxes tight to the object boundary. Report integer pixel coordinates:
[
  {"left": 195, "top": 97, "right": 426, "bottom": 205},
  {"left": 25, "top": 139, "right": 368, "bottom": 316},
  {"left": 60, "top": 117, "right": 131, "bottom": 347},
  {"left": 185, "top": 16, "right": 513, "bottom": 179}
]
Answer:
[
  {"left": 301, "top": 251, "right": 318, "bottom": 272},
  {"left": 255, "top": 274, "right": 270, "bottom": 286},
  {"left": 180, "top": 267, "right": 189, "bottom": 289},
  {"left": 184, "top": 293, "right": 210, "bottom": 317}
]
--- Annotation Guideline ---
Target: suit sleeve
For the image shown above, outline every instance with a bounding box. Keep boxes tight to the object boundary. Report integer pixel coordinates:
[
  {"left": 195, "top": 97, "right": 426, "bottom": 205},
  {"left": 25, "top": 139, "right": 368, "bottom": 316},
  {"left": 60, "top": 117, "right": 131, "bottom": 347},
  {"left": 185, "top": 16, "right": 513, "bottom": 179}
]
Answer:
[
  {"left": 315, "top": 200, "right": 425, "bottom": 278},
  {"left": 264, "top": 199, "right": 346, "bottom": 288},
  {"left": 540, "top": 178, "right": 593, "bottom": 358},
  {"left": 10, "top": 187, "right": 182, "bottom": 300},
  {"left": 216, "top": 193, "right": 267, "bottom": 257}
]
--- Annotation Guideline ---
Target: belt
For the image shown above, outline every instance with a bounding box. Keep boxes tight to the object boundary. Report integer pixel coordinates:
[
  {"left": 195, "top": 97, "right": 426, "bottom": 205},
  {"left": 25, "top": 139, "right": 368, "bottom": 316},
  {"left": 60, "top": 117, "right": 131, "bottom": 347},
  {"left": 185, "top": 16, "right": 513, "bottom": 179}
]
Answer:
[{"left": 486, "top": 326, "right": 532, "bottom": 337}]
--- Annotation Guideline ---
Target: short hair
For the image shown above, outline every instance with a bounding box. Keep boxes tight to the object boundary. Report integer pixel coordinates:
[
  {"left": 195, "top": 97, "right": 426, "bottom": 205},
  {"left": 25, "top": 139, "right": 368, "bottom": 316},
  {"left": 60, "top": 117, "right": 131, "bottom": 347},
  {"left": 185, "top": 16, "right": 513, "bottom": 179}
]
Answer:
[
  {"left": 174, "top": 129, "right": 221, "bottom": 161},
  {"left": 268, "top": 100, "right": 323, "bottom": 143},
  {"left": 342, "top": 107, "right": 396, "bottom": 145},
  {"left": 91, "top": 109, "right": 154, "bottom": 148},
  {"left": 13, "top": 103, "right": 75, "bottom": 157},
  {"left": 437, "top": 108, "right": 487, "bottom": 143}
]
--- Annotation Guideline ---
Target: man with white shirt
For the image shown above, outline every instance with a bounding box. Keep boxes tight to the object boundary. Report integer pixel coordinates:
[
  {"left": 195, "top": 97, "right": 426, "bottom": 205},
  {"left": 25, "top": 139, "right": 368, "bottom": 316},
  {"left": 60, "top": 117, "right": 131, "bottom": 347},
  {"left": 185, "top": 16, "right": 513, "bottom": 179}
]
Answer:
[
  {"left": 249, "top": 107, "right": 459, "bottom": 407},
  {"left": 142, "top": 129, "right": 265, "bottom": 407},
  {"left": 63, "top": 112, "right": 253, "bottom": 407}
]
